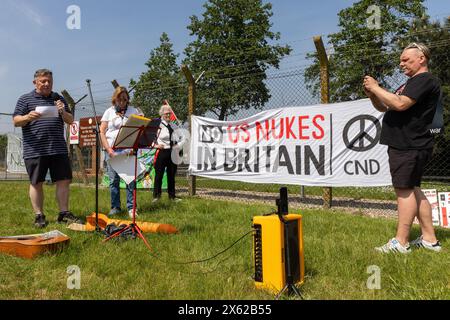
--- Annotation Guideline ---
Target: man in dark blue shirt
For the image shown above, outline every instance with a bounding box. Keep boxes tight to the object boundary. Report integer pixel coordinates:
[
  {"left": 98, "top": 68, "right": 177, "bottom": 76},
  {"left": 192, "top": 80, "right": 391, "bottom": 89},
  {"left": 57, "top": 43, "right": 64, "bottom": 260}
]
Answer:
[
  {"left": 13, "top": 69, "right": 81, "bottom": 228},
  {"left": 363, "top": 43, "right": 442, "bottom": 254}
]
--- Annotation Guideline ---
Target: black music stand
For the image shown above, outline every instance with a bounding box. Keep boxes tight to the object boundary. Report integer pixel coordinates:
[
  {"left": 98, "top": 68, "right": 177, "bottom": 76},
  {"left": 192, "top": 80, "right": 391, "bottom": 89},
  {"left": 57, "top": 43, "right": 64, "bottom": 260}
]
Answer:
[{"left": 103, "top": 115, "right": 160, "bottom": 246}]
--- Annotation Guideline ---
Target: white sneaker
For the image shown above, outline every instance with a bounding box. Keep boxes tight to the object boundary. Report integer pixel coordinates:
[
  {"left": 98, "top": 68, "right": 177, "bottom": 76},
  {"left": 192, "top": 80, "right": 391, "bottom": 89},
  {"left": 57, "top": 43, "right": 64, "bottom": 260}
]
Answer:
[
  {"left": 410, "top": 236, "right": 442, "bottom": 252},
  {"left": 375, "top": 238, "right": 411, "bottom": 254},
  {"left": 128, "top": 208, "right": 138, "bottom": 219}
]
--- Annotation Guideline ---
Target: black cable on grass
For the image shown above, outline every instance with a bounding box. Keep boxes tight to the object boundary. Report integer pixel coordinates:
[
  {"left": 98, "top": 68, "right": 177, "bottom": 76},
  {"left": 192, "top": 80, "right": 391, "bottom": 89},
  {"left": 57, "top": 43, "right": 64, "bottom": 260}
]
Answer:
[{"left": 147, "top": 229, "right": 255, "bottom": 265}]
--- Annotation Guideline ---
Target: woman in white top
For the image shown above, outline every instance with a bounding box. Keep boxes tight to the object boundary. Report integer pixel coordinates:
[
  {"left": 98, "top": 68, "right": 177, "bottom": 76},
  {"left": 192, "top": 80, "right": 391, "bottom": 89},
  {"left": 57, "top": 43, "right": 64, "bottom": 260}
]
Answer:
[
  {"left": 100, "top": 86, "right": 143, "bottom": 217},
  {"left": 153, "top": 103, "right": 180, "bottom": 202}
]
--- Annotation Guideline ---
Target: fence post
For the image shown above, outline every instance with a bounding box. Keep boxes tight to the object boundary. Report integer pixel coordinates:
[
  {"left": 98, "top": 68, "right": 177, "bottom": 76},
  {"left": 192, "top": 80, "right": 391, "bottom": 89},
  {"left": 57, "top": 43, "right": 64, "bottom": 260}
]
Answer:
[
  {"left": 181, "top": 64, "right": 196, "bottom": 196},
  {"left": 61, "top": 89, "right": 89, "bottom": 185},
  {"left": 313, "top": 35, "right": 332, "bottom": 209}
]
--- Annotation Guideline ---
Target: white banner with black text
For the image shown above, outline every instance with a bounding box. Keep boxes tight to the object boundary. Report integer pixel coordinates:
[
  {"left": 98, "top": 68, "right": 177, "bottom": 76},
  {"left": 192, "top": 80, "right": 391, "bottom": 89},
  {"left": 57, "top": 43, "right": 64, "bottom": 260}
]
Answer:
[{"left": 189, "top": 99, "right": 391, "bottom": 187}]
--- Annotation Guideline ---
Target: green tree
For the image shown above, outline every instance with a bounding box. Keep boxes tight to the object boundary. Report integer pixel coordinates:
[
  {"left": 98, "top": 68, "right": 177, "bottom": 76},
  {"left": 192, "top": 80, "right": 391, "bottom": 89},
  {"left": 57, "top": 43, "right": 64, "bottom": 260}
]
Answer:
[
  {"left": 130, "top": 32, "right": 187, "bottom": 120},
  {"left": 183, "top": 0, "right": 291, "bottom": 120},
  {"left": 304, "top": 0, "right": 426, "bottom": 102}
]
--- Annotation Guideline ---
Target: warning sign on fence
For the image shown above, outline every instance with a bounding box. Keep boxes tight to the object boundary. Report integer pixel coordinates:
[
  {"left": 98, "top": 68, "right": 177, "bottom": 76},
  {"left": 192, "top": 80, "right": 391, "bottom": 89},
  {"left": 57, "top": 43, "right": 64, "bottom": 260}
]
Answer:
[
  {"left": 70, "top": 121, "right": 80, "bottom": 145},
  {"left": 79, "top": 116, "right": 102, "bottom": 147},
  {"left": 438, "top": 192, "right": 450, "bottom": 228},
  {"left": 423, "top": 189, "right": 441, "bottom": 226}
]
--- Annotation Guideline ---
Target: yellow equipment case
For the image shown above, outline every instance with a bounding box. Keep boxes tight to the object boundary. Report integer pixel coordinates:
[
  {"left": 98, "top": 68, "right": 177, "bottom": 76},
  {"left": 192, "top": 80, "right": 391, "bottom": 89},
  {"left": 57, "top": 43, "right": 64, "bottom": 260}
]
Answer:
[{"left": 252, "top": 187, "right": 304, "bottom": 296}]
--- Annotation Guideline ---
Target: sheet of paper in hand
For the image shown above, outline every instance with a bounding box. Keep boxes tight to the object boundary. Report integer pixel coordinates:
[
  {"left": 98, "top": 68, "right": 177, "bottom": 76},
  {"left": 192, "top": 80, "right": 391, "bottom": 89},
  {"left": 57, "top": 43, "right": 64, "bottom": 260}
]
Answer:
[
  {"left": 108, "top": 153, "right": 146, "bottom": 184},
  {"left": 35, "top": 106, "right": 59, "bottom": 118}
]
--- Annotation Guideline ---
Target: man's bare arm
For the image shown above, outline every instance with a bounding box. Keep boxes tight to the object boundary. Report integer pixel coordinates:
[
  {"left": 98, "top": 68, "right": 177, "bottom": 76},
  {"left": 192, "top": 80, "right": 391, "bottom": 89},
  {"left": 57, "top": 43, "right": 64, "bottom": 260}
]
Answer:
[
  {"left": 13, "top": 111, "right": 41, "bottom": 127},
  {"left": 369, "top": 86, "right": 416, "bottom": 111},
  {"left": 365, "top": 89, "right": 389, "bottom": 112}
]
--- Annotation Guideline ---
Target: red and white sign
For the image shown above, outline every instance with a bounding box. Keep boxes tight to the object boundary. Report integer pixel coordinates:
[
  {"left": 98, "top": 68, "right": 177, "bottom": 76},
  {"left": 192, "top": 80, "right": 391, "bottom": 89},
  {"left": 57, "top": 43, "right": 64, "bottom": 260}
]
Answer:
[
  {"left": 70, "top": 121, "right": 80, "bottom": 145},
  {"left": 423, "top": 189, "right": 440, "bottom": 226},
  {"left": 437, "top": 192, "right": 450, "bottom": 228}
]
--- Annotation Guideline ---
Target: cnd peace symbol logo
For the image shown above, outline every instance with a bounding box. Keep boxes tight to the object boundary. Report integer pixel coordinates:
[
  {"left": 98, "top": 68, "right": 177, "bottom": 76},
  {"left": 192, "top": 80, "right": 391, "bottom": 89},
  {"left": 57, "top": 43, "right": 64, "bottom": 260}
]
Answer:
[{"left": 342, "top": 115, "right": 381, "bottom": 152}]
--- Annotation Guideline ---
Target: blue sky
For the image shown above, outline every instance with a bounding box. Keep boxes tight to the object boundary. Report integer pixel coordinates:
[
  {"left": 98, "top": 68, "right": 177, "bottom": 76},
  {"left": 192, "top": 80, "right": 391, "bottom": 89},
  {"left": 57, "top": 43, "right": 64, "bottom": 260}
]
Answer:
[{"left": 0, "top": 0, "right": 449, "bottom": 133}]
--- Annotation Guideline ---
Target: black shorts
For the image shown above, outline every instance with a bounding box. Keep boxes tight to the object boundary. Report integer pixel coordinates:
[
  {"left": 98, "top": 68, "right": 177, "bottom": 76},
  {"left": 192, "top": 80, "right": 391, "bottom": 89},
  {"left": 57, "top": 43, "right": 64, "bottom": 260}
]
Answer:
[
  {"left": 388, "top": 147, "right": 432, "bottom": 188},
  {"left": 24, "top": 154, "right": 72, "bottom": 185}
]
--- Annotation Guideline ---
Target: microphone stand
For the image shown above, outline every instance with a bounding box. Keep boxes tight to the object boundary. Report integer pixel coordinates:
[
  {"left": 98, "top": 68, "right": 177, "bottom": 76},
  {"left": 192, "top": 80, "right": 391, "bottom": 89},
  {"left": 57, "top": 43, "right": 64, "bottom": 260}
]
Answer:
[{"left": 86, "top": 79, "right": 101, "bottom": 232}]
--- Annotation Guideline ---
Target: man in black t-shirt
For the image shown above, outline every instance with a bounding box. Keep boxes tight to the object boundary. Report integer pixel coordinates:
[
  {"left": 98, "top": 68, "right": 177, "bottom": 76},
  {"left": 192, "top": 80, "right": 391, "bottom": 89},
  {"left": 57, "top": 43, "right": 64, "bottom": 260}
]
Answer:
[{"left": 363, "top": 43, "right": 442, "bottom": 253}]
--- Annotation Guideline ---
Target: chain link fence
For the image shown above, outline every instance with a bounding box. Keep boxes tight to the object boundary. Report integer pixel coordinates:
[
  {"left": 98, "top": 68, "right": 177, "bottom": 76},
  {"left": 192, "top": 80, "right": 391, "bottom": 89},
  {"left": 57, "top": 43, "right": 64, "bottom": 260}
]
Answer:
[
  {"left": 0, "top": 42, "right": 448, "bottom": 216},
  {"left": 333, "top": 45, "right": 450, "bottom": 211},
  {"left": 187, "top": 41, "right": 449, "bottom": 214},
  {"left": 123, "top": 45, "right": 446, "bottom": 215}
]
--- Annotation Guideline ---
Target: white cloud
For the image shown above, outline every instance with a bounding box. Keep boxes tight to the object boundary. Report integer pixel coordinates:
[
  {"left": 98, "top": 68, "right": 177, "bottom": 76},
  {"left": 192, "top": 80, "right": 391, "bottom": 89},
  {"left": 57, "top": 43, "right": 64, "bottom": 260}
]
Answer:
[{"left": 7, "top": 0, "right": 45, "bottom": 27}]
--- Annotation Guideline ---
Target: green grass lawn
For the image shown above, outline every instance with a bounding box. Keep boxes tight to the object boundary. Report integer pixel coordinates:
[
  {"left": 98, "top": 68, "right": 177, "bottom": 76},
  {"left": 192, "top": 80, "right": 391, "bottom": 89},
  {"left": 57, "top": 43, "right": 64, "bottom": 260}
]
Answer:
[{"left": 0, "top": 182, "right": 449, "bottom": 300}]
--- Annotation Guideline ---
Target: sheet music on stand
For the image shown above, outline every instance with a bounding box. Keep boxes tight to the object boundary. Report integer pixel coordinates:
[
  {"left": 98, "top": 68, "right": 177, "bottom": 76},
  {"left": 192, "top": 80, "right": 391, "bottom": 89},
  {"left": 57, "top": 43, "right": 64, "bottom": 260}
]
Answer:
[{"left": 113, "top": 114, "right": 160, "bottom": 150}]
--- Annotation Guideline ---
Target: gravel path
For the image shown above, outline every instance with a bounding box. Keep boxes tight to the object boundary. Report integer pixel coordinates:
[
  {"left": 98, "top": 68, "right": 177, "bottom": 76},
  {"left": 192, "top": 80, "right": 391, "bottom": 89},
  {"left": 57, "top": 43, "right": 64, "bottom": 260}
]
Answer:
[
  {"left": 71, "top": 182, "right": 400, "bottom": 222},
  {"left": 178, "top": 187, "right": 399, "bottom": 221}
]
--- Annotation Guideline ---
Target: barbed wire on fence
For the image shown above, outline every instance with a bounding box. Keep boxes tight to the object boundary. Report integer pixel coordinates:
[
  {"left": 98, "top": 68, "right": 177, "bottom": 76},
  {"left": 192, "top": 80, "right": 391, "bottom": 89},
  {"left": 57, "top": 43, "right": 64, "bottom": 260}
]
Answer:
[{"left": 61, "top": 21, "right": 450, "bottom": 95}]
